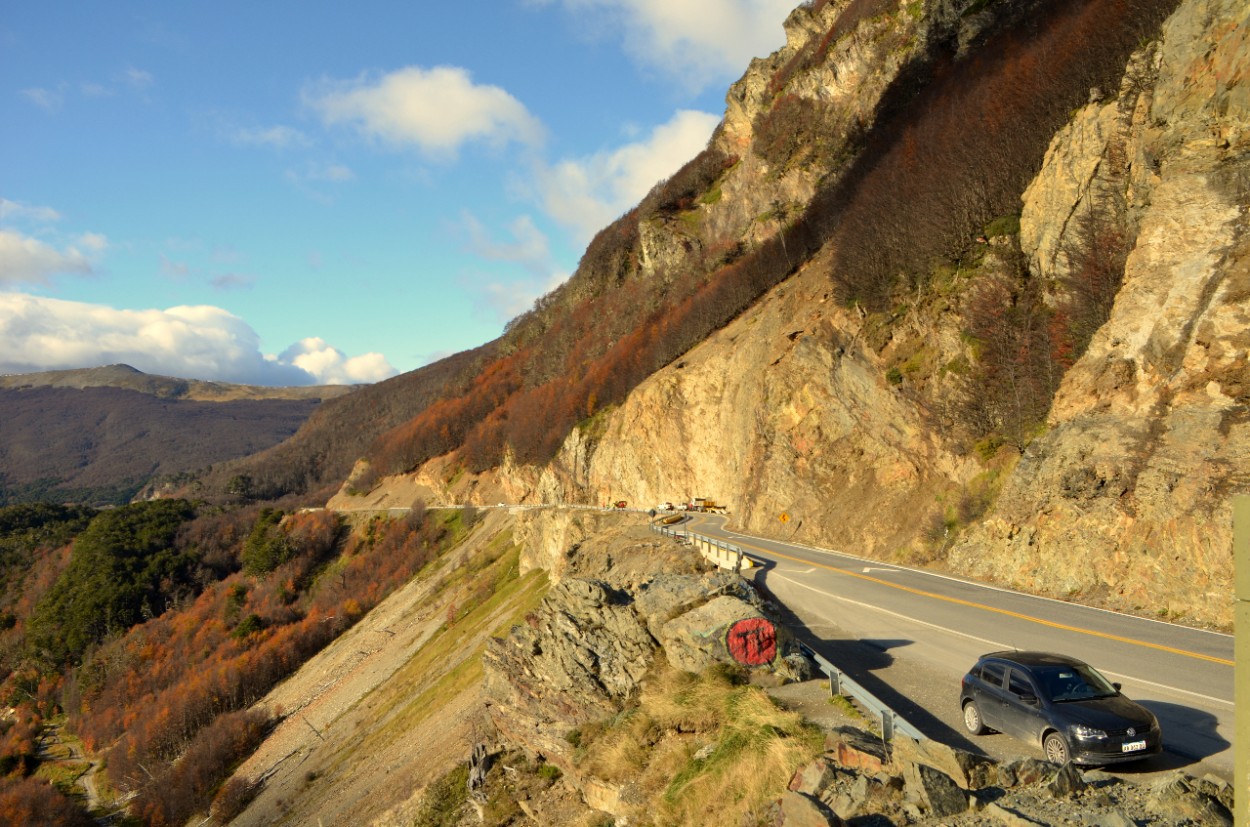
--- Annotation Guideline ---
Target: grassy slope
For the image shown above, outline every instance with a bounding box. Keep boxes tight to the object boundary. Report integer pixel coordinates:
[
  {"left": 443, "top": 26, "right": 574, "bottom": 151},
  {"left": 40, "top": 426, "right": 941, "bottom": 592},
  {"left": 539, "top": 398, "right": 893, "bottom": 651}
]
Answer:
[{"left": 226, "top": 508, "right": 549, "bottom": 827}]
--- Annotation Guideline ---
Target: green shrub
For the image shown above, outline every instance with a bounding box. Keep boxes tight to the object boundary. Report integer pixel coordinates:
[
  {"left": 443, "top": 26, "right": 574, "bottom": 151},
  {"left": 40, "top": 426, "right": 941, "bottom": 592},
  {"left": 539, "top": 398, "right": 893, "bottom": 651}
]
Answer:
[
  {"left": 241, "top": 508, "right": 292, "bottom": 575},
  {"left": 413, "top": 763, "right": 470, "bottom": 827}
]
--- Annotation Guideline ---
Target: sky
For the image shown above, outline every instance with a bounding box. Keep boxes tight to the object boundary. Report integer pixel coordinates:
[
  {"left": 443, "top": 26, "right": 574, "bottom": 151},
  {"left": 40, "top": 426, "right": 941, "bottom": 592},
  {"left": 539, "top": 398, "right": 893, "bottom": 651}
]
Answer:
[{"left": 1, "top": 1, "right": 795, "bottom": 385}]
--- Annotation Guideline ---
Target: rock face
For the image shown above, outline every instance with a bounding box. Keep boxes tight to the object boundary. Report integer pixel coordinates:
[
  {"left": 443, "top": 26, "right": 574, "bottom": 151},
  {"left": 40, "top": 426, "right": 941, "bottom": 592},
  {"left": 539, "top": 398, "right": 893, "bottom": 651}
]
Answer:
[
  {"left": 485, "top": 0, "right": 1247, "bottom": 627},
  {"left": 483, "top": 566, "right": 781, "bottom": 772},
  {"left": 948, "top": 0, "right": 1249, "bottom": 626}
]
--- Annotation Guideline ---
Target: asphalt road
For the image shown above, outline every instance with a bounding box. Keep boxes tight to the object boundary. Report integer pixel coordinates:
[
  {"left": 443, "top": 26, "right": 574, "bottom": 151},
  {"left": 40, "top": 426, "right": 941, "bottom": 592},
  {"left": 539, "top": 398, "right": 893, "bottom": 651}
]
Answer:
[{"left": 685, "top": 514, "right": 1235, "bottom": 780}]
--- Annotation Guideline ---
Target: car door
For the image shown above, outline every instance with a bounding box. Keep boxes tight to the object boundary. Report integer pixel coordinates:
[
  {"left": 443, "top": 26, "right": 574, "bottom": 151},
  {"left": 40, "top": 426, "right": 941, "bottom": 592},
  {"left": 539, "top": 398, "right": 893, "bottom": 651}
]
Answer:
[
  {"left": 975, "top": 661, "right": 1009, "bottom": 731},
  {"left": 1000, "top": 667, "right": 1047, "bottom": 743}
]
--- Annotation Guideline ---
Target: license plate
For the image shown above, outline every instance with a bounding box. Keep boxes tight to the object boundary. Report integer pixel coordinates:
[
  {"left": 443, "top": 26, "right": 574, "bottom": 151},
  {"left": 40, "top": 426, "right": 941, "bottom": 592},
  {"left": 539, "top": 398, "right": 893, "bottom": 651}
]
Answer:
[{"left": 1122, "top": 740, "right": 1147, "bottom": 752}]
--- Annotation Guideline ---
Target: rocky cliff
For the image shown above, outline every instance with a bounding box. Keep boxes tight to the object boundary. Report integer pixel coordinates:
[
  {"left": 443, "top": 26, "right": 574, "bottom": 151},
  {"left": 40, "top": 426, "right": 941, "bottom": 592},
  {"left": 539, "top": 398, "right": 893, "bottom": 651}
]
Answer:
[
  {"left": 346, "top": 0, "right": 1246, "bottom": 630},
  {"left": 948, "top": 0, "right": 1248, "bottom": 627},
  {"left": 513, "top": 0, "right": 1246, "bottom": 629}
]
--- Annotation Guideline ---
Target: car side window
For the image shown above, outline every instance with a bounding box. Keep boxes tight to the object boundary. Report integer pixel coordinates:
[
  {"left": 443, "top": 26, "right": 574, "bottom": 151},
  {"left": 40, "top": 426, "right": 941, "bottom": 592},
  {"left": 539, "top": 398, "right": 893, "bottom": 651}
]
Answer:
[
  {"left": 1007, "top": 669, "right": 1036, "bottom": 698},
  {"left": 979, "top": 661, "right": 1006, "bottom": 687}
]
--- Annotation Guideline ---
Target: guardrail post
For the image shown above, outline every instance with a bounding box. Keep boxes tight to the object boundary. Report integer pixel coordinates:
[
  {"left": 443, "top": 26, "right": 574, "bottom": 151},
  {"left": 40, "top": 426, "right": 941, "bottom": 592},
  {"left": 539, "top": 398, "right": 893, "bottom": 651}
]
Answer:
[{"left": 881, "top": 714, "right": 894, "bottom": 743}]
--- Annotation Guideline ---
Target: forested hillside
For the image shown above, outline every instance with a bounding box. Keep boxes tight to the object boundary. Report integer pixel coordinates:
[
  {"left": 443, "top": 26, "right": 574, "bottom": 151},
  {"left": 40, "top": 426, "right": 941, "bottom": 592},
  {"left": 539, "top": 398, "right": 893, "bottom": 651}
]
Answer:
[{"left": 0, "top": 498, "right": 480, "bottom": 823}]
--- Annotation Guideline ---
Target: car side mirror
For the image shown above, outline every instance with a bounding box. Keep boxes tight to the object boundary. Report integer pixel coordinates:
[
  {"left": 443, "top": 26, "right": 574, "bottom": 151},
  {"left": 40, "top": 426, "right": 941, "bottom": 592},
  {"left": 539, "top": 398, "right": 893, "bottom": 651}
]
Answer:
[{"left": 1112, "top": 682, "right": 1122, "bottom": 692}]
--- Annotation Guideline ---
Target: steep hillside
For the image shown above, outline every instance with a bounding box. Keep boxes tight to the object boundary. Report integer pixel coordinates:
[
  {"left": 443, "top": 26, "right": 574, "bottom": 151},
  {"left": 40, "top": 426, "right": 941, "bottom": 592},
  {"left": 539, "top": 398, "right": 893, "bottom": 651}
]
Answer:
[
  {"left": 334, "top": 0, "right": 1246, "bottom": 630},
  {"left": 0, "top": 365, "right": 358, "bottom": 505},
  {"left": 0, "top": 386, "right": 325, "bottom": 505}
]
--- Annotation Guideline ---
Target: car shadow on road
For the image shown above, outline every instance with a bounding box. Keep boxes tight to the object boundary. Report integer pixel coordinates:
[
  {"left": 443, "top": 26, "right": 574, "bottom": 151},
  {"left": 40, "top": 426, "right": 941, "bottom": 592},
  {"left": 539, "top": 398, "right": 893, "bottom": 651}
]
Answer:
[{"left": 1118, "top": 700, "right": 1230, "bottom": 773}]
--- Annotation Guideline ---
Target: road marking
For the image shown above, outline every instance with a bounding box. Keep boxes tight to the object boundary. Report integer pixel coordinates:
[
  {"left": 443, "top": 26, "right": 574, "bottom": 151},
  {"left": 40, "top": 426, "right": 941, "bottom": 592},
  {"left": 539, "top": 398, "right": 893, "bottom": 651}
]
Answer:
[
  {"left": 713, "top": 519, "right": 1232, "bottom": 641},
  {"left": 1099, "top": 670, "right": 1234, "bottom": 709},
  {"left": 774, "top": 574, "right": 1235, "bottom": 709},
  {"left": 862, "top": 567, "right": 896, "bottom": 574},
  {"left": 775, "top": 573, "right": 1006, "bottom": 649},
  {"left": 727, "top": 534, "right": 1234, "bottom": 668}
]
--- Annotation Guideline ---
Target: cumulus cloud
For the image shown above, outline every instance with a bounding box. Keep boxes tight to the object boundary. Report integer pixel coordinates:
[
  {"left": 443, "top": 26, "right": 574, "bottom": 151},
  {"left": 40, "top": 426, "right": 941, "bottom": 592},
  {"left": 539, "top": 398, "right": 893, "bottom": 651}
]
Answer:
[
  {"left": 305, "top": 66, "right": 544, "bottom": 157},
  {"left": 534, "top": 109, "right": 720, "bottom": 245},
  {"left": 533, "top": 0, "right": 792, "bottom": 91},
  {"left": 0, "top": 229, "right": 103, "bottom": 285},
  {"left": 276, "top": 338, "right": 396, "bottom": 385},
  {"left": 0, "top": 293, "right": 396, "bottom": 386}
]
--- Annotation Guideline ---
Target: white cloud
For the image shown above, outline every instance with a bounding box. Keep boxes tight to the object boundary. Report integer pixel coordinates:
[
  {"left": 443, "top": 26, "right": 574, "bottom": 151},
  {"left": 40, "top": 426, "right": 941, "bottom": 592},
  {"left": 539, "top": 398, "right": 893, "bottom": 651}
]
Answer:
[
  {"left": 277, "top": 337, "right": 396, "bottom": 385},
  {"left": 534, "top": 0, "right": 792, "bottom": 91},
  {"left": 534, "top": 109, "right": 720, "bottom": 245},
  {"left": 0, "top": 293, "right": 397, "bottom": 386},
  {"left": 476, "top": 268, "right": 569, "bottom": 323},
  {"left": 458, "top": 213, "right": 569, "bottom": 322},
  {"left": 81, "top": 82, "right": 113, "bottom": 98},
  {"left": 229, "top": 124, "right": 311, "bottom": 149},
  {"left": 20, "top": 86, "right": 64, "bottom": 112},
  {"left": 0, "top": 199, "right": 62, "bottom": 224},
  {"left": 461, "top": 213, "right": 552, "bottom": 275},
  {"left": 305, "top": 66, "right": 544, "bottom": 157},
  {"left": 286, "top": 162, "right": 356, "bottom": 183},
  {"left": 0, "top": 229, "right": 102, "bottom": 285},
  {"left": 125, "top": 67, "right": 155, "bottom": 91}
]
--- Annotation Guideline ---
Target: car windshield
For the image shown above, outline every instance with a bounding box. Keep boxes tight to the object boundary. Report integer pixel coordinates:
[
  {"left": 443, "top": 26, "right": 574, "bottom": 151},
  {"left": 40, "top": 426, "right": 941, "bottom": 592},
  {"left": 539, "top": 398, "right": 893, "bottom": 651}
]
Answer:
[{"left": 1035, "top": 663, "right": 1118, "bottom": 701}]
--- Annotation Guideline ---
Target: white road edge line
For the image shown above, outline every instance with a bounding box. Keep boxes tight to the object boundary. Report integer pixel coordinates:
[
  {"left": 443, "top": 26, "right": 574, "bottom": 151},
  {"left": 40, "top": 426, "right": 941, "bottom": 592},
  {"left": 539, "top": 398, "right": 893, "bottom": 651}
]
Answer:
[
  {"left": 772, "top": 573, "right": 1234, "bottom": 710},
  {"left": 717, "top": 523, "right": 1233, "bottom": 640}
]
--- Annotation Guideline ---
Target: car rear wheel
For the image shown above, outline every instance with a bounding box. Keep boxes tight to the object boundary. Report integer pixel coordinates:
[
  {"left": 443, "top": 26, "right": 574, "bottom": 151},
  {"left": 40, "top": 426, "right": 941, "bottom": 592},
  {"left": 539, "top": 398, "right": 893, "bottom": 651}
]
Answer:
[
  {"left": 962, "top": 700, "right": 986, "bottom": 735},
  {"left": 1043, "top": 732, "right": 1071, "bottom": 764}
]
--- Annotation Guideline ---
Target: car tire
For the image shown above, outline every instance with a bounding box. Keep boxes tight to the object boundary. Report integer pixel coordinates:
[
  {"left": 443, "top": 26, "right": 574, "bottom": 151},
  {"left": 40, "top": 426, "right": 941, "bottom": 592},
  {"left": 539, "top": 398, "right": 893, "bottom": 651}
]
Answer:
[
  {"left": 1043, "top": 732, "right": 1071, "bottom": 764},
  {"left": 962, "top": 700, "right": 986, "bottom": 735}
]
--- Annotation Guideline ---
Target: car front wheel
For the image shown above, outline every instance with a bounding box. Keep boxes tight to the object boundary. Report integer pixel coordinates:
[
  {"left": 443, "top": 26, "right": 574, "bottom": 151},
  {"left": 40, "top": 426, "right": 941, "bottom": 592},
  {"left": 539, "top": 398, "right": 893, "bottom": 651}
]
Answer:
[
  {"left": 962, "top": 700, "right": 986, "bottom": 735},
  {"left": 1043, "top": 732, "right": 1071, "bottom": 764}
]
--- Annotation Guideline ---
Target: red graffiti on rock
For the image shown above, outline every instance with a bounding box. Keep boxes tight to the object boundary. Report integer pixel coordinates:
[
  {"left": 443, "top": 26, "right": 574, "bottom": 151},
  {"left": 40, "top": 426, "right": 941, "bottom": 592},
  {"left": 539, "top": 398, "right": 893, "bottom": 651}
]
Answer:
[{"left": 727, "top": 617, "right": 777, "bottom": 666}]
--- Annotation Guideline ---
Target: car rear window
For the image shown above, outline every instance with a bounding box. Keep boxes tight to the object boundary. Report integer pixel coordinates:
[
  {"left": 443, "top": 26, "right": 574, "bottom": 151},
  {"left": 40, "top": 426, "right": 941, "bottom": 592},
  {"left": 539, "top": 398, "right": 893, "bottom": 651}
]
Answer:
[{"left": 978, "top": 661, "right": 1006, "bottom": 687}]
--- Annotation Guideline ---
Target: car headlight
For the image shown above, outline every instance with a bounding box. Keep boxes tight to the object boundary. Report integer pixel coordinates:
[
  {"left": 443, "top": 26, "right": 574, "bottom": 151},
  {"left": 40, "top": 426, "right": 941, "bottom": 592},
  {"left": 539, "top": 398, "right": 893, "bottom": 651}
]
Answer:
[{"left": 1072, "top": 725, "right": 1107, "bottom": 740}]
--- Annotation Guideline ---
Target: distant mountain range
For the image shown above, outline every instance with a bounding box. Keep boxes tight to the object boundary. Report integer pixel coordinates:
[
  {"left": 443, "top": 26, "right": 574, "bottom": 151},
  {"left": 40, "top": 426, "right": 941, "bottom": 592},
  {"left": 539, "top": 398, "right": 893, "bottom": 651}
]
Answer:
[{"left": 0, "top": 365, "right": 356, "bottom": 505}]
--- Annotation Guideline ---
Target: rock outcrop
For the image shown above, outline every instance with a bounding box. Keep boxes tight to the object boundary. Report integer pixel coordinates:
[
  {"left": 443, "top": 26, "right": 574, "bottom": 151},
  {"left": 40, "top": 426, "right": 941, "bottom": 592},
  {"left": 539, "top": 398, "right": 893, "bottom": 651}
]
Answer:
[
  {"left": 948, "top": 0, "right": 1249, "bottom": 626},
  {"left": 483, "top": 567, "right": 784, "bottom": 772},
  {"left": 772, "top": 726, "right": 1235, "bottom": 826}
]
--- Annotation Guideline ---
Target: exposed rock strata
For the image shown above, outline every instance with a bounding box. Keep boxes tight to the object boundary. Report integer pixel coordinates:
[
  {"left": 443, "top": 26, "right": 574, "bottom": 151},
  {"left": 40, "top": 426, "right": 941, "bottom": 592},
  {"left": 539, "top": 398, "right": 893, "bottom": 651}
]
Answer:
[
  {"left": 500, "top": 0, "right": 1247, "bottom": 627},
  {"left": 949, "top": 0, "right": 1249, "bottom": 626},
  {"left": 483, "top": 568, "right": 777, "bottom": 772}
]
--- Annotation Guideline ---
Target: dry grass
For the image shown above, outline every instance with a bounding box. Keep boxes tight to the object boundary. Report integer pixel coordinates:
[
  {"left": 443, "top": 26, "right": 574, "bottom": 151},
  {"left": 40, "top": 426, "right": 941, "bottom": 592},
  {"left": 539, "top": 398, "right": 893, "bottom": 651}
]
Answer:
[{"left": 581, "top": 664, "right": 824, "bottom": 826}]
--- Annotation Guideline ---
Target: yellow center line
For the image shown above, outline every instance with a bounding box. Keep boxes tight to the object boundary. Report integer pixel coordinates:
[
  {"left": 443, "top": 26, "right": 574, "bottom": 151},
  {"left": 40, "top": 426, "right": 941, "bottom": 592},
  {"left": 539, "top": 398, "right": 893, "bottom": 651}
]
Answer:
[{"left": 700, "top": 525, "right": 1233, "bottom": 668}]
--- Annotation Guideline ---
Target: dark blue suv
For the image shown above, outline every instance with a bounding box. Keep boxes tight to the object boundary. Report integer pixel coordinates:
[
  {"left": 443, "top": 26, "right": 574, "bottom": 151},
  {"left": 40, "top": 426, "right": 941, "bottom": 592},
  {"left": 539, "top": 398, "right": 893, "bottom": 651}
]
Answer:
[{"left": 959, "top": 651, "right": 1162, "bottom": 765}]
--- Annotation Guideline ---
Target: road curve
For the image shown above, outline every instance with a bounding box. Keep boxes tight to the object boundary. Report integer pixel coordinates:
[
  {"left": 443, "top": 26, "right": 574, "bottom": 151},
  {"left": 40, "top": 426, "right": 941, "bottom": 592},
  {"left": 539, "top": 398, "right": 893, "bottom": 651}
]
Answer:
[{"left": 686, "top": 514, "right": 1234, "bottom": 779}]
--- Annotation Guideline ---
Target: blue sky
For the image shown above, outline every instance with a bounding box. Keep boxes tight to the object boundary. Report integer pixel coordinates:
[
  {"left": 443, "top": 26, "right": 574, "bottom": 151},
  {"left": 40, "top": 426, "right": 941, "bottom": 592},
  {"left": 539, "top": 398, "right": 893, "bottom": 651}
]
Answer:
[{"left": 1, "top": 1, "right": 794, "bottom": 385}]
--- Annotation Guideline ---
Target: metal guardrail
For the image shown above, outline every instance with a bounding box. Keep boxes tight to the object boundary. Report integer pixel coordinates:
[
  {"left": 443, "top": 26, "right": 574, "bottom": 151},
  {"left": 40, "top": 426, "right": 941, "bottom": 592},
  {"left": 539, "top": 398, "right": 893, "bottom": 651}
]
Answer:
[
  {"left": 652, "top": 522, "right": 754, "bottom": 571},
  {"left": 798, "top": 641, "right": 925, "bottom": 742},
  {"left": 651, "top": 521, "right": 924, "bottom": 743}
]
